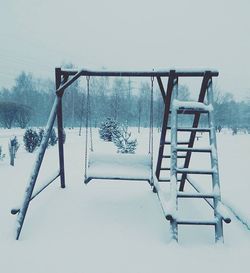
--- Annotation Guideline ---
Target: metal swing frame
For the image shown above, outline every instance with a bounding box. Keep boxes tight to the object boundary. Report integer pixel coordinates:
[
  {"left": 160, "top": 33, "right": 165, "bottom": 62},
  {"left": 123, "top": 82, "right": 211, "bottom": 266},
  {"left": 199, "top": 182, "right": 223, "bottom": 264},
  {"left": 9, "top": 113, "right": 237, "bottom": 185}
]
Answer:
[{"left": 12, "top": 67, "right": 219, "bottom": 240}]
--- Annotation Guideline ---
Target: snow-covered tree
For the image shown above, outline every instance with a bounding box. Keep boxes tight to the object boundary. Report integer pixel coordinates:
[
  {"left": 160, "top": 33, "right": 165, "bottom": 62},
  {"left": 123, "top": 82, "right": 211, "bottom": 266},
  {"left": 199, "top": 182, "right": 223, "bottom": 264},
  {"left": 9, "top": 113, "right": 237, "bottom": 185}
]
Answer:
[
  {"left": 48, "top": 128, "right": 58, "bottom": 146},
  {"left": 37, "top": 128, "right": 45, "bottom": 146},
  {"left": 113, "top": 124, "right": 137, "bottom": 154},
  {"left": 23, "top": 128, "right": 39, "bottom": 153},
  {"left": 99, "top": 117, "right": 120, "bottom": 142}
]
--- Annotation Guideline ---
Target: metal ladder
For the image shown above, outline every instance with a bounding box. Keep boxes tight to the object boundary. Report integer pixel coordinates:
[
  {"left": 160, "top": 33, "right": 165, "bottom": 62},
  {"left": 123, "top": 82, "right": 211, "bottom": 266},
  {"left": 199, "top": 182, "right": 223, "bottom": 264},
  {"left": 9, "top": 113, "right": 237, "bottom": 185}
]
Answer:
[{"left": 166, "top": 78, "right": 231, "bottom": 243}]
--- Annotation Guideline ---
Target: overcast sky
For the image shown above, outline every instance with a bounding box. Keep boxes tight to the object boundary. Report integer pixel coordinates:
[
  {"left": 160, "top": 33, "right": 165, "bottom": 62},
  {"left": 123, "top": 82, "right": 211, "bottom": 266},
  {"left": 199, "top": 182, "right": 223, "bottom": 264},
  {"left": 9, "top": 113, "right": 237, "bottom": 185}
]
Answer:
[{"left": 0, "top": 0, "right": 249, "bottom": 99}]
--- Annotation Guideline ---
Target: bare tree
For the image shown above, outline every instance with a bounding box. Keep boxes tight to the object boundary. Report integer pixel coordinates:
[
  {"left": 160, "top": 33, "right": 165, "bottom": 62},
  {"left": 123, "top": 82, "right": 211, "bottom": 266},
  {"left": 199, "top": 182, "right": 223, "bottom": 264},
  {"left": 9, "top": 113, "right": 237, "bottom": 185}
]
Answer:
[{"left": 0, "top": 102, "right": 18, "bottom": 129}]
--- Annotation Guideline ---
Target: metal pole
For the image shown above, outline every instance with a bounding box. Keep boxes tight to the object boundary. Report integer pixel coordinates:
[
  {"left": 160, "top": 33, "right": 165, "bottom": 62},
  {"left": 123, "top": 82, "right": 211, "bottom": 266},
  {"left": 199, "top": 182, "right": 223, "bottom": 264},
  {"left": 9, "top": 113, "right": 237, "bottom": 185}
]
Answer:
[
  {"left": 55, "top": 68, "right": 66, "bottom": 189},
  {"left": 15, "top": 97, "right": 59, "bottom": 240}
]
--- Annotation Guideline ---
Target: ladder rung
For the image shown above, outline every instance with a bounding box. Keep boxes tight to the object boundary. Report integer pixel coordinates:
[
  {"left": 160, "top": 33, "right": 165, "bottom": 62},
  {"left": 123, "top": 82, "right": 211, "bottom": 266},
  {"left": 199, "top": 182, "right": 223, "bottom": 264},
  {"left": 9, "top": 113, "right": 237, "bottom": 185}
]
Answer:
[
  {"left": 176, "top": 168, "right": 214, "bottom": 175},
  {"left": 176, "top": 219, "right": 217, "bottom": 225},
  {"left": 169, "top": 109, "right": 209, "bottom": 114},
  {"left": 162, "top": 155, "right": 186, "bottom": 159},
  {"left": 177, "top": 108, "right": 209, "bottom": 114},
  {"left": 177, "top": 192, "right": 215, "bottom": 199},
  {"left": 165, "top": 141, "right": 190, "bottom": 145},
  {"left": 177, "top": 128, "right": 210, "bottom": 132},
  {"left": 162, "top": 155, "right": 171, "bottom": 158},
  {"left": 167, "top": 126, "right": 210, "bottom": 132},
  {"left": 158, "top": 179, "right": 181, "bottom": 183},
  {"left": 160, "top": 167, "right": 170, "bottom": 171},
  {"left": 176, "top": 147, "right": 211, "bottom": 153}
]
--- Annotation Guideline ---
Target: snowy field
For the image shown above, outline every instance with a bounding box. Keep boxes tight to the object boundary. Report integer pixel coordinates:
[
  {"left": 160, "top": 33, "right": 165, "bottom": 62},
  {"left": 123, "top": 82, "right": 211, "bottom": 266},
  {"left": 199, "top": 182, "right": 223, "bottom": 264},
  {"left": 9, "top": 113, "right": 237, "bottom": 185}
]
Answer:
[{"left": 0, "top": 128, "right": 250, "bottom": 273}]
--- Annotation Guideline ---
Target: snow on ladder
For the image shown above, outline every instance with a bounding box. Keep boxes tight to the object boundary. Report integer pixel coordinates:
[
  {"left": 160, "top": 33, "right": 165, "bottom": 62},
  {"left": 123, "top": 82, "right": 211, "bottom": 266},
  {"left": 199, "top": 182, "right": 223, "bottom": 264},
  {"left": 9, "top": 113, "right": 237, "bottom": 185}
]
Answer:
[{"left": 166, "top": 78, "right": 231, "bottom": 243}]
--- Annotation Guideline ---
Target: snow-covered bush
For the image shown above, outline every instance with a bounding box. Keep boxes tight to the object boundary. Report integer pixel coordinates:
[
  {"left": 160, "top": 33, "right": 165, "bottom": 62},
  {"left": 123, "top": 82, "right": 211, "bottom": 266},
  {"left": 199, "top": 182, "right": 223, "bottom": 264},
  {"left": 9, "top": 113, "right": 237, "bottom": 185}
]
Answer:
[
  {"left": 23, "top": 128, "right": 39, "bottom": 153},
  {"left": 38, "top": 127, "right": 63, "bottom": 146},
  {"left": 9, "top": 136, "right": 20, "bottom": 166},
  {"left": 62, "top": 129, "right": 66, "bottom": 144},
  {"left": 0, "top": 146, "right": 5, "bottom": 160},
  {"left": 37, "top": 128, "right": 45, "bottom": 146},
  {"left": 232, "top": 127, "right": 238, "bottom": 135},
  {"left": 99, "top": 117, "right": 120, "bottom": 142},
  {"left": 48, "top": 128, "right": 58, "bottom": 146},
  {"left": 113, "top": 124, "right": 137, "bottom": 154}
]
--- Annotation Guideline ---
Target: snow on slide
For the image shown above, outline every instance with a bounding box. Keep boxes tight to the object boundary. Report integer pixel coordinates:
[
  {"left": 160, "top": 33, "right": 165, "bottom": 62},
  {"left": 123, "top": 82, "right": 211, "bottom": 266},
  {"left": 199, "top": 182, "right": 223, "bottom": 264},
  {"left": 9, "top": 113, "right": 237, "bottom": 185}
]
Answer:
[{"left": 87, "top": 152, "right": 151, "bottom": 180}]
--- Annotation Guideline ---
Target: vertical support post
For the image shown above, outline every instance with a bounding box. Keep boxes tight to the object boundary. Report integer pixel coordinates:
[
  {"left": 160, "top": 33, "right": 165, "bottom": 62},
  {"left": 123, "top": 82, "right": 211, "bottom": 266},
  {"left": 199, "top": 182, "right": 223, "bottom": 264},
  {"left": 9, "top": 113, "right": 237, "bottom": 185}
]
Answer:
[
  {"left": 55, "top": 68, "right": 65, "bottom": 189},
  {"left": 15, "top": 98, "right": 59, "bottom": 240}
]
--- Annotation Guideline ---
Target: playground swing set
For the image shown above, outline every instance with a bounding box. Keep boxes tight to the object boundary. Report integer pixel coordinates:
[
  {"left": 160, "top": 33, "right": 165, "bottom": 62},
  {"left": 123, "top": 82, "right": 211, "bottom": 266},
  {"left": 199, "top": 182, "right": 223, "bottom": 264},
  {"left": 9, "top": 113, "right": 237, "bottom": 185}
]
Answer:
[{"left": 11, "top": 68, "right": 231, "bottom": 242}]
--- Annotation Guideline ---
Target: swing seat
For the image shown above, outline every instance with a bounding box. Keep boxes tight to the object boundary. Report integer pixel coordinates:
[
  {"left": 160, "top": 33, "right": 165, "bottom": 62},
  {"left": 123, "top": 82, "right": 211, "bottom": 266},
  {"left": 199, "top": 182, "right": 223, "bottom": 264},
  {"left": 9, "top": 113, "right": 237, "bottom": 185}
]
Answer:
[{"left": 85, "top": 152, "right": 152, "bottom": 183}]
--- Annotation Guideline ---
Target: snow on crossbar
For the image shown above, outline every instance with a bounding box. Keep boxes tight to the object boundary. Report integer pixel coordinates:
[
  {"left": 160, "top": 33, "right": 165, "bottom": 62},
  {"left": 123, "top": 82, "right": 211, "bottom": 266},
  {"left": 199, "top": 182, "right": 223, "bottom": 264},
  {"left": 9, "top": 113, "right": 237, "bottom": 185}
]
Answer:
[{"left": 85, "top": 153, "right": 151, "bottom": 182}]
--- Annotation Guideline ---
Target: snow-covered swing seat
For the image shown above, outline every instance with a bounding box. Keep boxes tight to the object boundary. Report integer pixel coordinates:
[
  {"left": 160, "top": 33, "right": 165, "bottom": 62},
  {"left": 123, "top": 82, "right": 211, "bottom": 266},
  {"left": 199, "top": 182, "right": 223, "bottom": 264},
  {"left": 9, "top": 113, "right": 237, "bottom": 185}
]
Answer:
[
  {"left": 85, "top": 152, "right": 152, "bottom": 183},
  {"left": 83, "top": 77, "right": 154, "bottom": 185}
]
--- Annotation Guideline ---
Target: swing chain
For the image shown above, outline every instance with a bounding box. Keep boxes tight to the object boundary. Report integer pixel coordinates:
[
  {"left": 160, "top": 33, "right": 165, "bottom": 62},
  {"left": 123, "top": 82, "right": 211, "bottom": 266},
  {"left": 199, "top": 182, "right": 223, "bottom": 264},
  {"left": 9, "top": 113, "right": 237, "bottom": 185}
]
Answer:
[
  {"left": 149, "top": 75, "right": 154, "bottom": 186},
  {"left": 84, "top": 76, "right": 90, "bottom": 181},
  {"left": 149, "top": 75, "right": 154, "bottom": 154}
]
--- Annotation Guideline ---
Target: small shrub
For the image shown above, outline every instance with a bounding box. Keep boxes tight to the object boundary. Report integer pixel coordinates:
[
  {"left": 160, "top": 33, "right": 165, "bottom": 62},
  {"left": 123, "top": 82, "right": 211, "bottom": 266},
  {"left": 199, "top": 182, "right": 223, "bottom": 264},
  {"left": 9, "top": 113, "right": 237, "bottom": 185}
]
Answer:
[
  {"left": 0, "top": 146, "right": 5, "bottom": 160},
  {"left": 9, "top": 136, "right": 20, "bottom": 166},
  {"left": 37, "top": 128, "right": 45, "bottom": 146},
  {"left": 232, "top": 127, "right": 238, "bottom": 135},
  {"left": 113, "top": 124, "right": 137, "bottom": 154},
  {"left": 23, "top": 128, "right": 39, "bottom": 153},
  {"left": 99, "top": 117, "right": 120, "bottom": 142},
  {"left": 62, "top": 129, "right": 66, "bottom": 144},
  {"left": 49, "top": 128, "right": 58, "bottom": 146}
]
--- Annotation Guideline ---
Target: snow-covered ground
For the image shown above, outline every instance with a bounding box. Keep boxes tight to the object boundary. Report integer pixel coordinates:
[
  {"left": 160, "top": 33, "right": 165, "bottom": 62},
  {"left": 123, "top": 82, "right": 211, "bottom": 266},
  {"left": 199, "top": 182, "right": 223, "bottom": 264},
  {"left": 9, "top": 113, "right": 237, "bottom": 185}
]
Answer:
[{"left": 0, "top": 128, "right": 250, "bottom": 273}]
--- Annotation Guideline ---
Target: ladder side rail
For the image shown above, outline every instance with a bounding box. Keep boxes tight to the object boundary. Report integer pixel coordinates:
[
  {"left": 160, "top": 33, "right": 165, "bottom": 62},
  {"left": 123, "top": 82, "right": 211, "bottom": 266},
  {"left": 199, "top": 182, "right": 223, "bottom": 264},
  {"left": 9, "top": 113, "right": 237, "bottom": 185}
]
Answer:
[
  {"left": 179, "top": 71, "right": 211, "bottom": 191},
  {"left": 207, "top": 79, "right": 224, "bottom": 242},
  {"left": 168, "top": 78, "right": 179, "bottom": 241},
  {"left": 155, "top": 70, "right": 176, "bottom": 179}
]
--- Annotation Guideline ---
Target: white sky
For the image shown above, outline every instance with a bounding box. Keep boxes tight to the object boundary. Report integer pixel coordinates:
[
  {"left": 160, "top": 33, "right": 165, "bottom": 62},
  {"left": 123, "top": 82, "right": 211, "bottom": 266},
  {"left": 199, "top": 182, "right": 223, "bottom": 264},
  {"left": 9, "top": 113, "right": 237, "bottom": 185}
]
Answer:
[{"left": 0, "top": 0, "right": 249, "bottom": 99}]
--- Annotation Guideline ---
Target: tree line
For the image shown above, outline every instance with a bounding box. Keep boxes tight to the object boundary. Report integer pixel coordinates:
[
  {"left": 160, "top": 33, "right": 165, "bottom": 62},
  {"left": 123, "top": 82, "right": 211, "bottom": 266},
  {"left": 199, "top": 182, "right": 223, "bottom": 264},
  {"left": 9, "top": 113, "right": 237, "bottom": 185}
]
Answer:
[{"left": 0, "top": 71, "right": 249, "bottom": 133}]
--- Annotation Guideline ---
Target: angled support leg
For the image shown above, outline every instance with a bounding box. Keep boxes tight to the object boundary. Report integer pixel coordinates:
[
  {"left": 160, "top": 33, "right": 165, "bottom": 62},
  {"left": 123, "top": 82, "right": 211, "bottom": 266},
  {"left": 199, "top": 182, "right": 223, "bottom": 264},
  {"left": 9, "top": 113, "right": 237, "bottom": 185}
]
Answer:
[
  {"left": 155, "top": 70, "right": 177, "bottom": 179},
  {"left": 15, "top": 98, "right": 59, "bottom": 240}
]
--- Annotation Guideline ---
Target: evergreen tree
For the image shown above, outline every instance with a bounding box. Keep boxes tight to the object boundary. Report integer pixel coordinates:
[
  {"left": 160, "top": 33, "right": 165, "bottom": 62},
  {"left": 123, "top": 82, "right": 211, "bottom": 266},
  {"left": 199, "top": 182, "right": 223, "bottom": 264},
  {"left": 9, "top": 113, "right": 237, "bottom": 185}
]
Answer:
[
  {"left": 37, "top": 128, "right": 45, "bottom": 146},
  {"left": 99, "top": 117, "right": 120, "bottom": 142},
  {"left": 113, "top": 124, "right": 137, "bottom": 154},
  {"left": 23, "top": 128, "right": 39, "bottom": 153}
]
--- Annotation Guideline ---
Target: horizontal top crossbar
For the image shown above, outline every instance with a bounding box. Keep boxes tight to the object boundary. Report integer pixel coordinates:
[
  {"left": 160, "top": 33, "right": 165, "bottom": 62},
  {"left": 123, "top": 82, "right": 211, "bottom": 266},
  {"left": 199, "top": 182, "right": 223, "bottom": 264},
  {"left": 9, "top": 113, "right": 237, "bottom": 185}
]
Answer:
[{"left": 58, "top": 68, "right": 219, "bottom": 78}]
